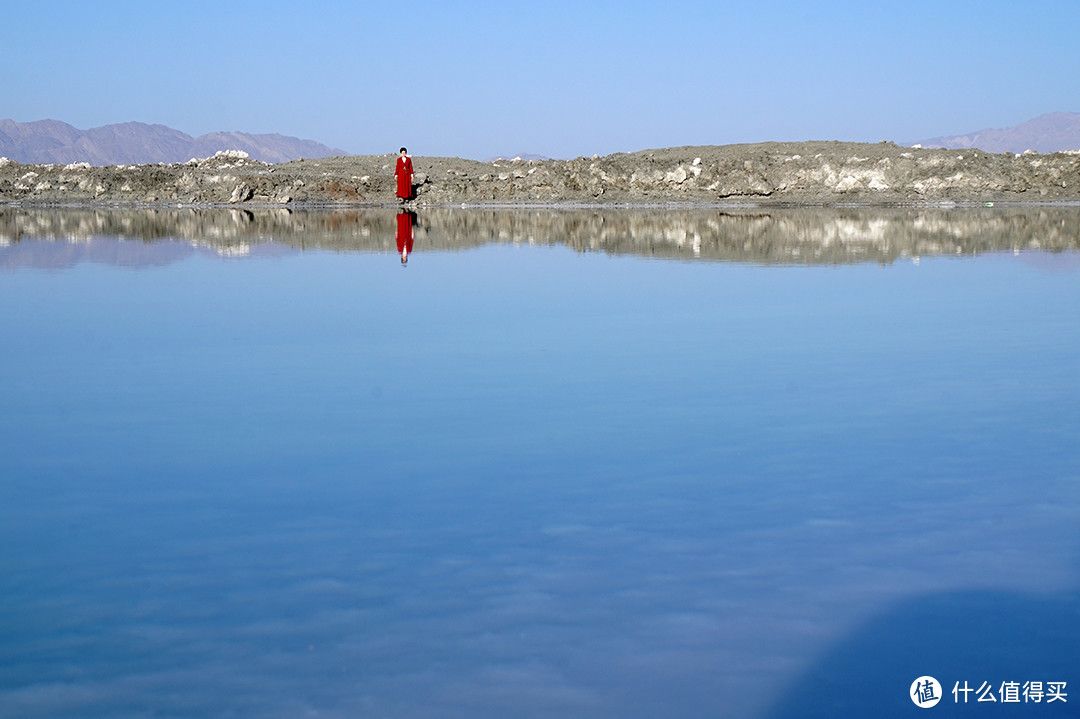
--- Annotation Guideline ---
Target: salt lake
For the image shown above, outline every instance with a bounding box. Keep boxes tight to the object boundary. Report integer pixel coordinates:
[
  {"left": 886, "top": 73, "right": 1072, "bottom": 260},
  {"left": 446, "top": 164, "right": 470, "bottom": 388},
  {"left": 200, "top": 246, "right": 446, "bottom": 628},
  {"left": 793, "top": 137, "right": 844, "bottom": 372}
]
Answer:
[{"left": 1, "top": 206, "right": 1078, "bottom": 718}]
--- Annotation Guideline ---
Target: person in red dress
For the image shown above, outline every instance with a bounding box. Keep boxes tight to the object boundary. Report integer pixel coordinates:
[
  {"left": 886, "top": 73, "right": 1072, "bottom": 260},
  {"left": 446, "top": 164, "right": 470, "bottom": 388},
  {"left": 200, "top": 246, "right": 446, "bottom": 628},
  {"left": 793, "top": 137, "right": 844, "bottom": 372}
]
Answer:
[
  {"left": 396, "top": 209, "right": 416, "bottom": 264},
  {"left": 395, "top": 147, "right": 414, "bottom": 201}
]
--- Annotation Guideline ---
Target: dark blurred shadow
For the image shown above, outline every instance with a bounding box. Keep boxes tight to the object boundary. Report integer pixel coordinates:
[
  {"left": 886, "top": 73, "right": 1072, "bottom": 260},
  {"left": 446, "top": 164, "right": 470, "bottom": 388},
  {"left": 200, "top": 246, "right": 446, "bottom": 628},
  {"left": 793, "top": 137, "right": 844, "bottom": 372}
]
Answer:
[{"left": 763, "top": 588, "right": 1079, "bottom": 718}]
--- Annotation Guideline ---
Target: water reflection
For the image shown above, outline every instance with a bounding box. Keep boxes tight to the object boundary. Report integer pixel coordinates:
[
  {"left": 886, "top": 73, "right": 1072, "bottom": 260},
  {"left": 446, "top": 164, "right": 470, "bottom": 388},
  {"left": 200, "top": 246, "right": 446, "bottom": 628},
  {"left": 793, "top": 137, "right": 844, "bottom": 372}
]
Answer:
[
  {"left": 396, "top": 209, "right": 417, "bottom": 264},
  {"left": 1, "top": 206, "right": 1078, "bottom": 718},
  {"left": 2, "top": 206, "right": 1079, "bottom": 268}
]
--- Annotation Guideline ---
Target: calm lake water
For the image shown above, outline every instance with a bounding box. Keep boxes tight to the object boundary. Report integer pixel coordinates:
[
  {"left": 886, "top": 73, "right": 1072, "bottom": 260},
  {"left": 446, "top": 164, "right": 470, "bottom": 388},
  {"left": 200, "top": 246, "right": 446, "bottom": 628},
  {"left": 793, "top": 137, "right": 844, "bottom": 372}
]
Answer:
[{"left": 2, "top": 207, "right": 1079, "bottom": 718}]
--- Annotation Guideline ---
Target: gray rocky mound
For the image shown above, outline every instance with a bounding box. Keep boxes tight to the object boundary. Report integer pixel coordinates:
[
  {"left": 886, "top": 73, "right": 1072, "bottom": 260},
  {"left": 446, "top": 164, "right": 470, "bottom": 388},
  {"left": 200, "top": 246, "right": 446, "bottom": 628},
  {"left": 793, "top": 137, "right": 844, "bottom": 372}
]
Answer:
[{"left": 2, "top": 141, "right": 1079, "bottom": 206}]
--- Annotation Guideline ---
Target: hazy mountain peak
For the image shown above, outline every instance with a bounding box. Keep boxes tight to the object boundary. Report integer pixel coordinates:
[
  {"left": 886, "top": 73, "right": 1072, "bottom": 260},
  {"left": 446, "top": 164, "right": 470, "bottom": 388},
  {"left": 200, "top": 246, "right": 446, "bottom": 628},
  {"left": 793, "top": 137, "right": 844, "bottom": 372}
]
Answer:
[
  {"left": 0, "top": 119, "right": 347, "bottom": 165},
  {"left": 916, "top": 111, "right": 1080, "bottom": 154}
]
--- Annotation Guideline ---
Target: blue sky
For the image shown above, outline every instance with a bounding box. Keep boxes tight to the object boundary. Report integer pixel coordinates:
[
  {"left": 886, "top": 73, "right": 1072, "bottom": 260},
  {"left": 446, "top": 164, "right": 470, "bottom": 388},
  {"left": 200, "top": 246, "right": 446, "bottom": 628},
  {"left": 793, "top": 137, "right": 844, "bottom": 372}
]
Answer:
[{"left": 5, "top": 1, "right": 1078, "bottom": 159}]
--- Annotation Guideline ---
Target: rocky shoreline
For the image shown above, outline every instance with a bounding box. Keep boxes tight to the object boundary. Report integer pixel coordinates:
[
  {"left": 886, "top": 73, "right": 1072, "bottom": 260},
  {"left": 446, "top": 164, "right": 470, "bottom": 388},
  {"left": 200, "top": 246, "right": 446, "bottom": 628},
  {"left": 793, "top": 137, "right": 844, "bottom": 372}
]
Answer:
[{"left": 2, "top": 141, "right": 1079, "bottom": 206}]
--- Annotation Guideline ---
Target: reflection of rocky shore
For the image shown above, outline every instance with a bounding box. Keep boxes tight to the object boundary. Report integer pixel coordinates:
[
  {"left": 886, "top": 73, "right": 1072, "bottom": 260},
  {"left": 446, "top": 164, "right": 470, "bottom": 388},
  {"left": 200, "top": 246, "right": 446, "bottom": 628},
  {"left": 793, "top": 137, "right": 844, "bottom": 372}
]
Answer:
[{"left": 2, "top": 206, "right": 1079, "bottom": 268}]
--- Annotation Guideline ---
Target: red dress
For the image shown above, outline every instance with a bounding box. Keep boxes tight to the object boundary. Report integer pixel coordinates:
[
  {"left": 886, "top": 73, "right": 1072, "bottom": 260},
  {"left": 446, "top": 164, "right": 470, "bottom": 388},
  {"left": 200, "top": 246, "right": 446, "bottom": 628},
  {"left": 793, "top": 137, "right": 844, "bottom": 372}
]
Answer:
[
  {"left": 396, "top": 210, "right": 415, "bottom": 259},
  {"left": 395, "top": 156, "right": 414, "bottom": 199}
]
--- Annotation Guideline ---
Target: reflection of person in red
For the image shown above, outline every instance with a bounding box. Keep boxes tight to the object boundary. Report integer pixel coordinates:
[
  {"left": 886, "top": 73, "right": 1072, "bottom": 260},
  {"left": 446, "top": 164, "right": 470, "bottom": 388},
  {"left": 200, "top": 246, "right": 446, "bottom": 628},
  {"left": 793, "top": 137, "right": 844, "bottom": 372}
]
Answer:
[
  {"left": 396, "top": 210, "right": 416, "bottom": 264},
  {"left": 395, "top": 147, "right": 414, "bottom": 201}
]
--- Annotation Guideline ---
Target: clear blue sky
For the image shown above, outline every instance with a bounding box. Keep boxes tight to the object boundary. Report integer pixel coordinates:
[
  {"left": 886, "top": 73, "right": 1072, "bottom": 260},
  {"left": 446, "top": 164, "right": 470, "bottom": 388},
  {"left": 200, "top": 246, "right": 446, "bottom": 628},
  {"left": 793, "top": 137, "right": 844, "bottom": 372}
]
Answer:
[{"left": 5, "top": 1, "right": 1078, "bottom": 159}]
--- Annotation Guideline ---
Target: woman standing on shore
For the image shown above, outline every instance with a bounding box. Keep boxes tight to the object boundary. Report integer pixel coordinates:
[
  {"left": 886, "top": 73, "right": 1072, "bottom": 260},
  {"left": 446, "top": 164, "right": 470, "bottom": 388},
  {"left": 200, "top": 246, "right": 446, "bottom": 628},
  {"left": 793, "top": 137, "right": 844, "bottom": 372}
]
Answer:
[{"left": 395, "top": 147, "right": 413, "bottom": 201}]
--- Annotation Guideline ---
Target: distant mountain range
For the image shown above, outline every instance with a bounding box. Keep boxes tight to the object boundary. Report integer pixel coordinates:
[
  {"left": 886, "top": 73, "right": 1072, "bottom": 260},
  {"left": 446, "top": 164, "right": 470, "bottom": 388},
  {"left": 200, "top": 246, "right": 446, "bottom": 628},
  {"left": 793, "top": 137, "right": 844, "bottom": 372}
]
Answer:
[
  {"left": 0, "top": 119, "right": 348, "bottom": 165},
  {"left": 4, "top": 113, "right": 1079, "bottom": 166},
  {"left": 916, "top": 111, "right": 1080, "bottom": 154},
  {"left": 483, "top": 153, "right": 551, "bottom": 163}
]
